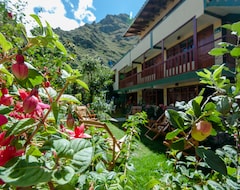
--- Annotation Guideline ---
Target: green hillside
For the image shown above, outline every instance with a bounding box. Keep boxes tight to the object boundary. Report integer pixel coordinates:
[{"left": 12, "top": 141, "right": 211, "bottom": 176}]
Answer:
[{"left": 54, "top": 14, "right": 139, "bottom": 66}]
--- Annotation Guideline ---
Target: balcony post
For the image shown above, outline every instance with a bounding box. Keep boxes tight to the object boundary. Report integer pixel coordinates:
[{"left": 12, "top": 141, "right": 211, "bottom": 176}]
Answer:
[{"left": 193, "top": 16, "right": 198, "bottom": 69}]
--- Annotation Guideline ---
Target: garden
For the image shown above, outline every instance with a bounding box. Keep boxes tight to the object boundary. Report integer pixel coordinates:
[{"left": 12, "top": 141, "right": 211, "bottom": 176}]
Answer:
[{"left": 0, "top": 1, "right": 239, "bottom": 189}]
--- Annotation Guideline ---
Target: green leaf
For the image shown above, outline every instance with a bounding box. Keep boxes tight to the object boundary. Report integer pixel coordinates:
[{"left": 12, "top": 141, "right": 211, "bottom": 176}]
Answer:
[
  {"left": 212, "top": 64, "right": 224, "bottom": 80},
  {"left": 170, "top": 137, "right": 185, "bottom": 150},
  {"left": 221, "top": 24, "right": 232, "bottom": 30},
  {"left": 52, "top": 101, "right": 59, "bottom": 123},
  {"left": 6, "top": 118, "right": 35, "bottom": 136},
  {"left": 231, "top": 21, "right": 240, "bottom": 36},
  {"left": 230, "top": 46, "right": 240, "bottom": 58},
  {"left": 53, "top": 166, "right": 75, "bottom": 185},
  {"left": 53, "top": 139, "right": 70, "bottom": 157},
  {"left": 0, "top": 32, "right": 13, "bottom": 52},
  {"left": 207, "top": 180, "right": 225, "bottom": 190},
  {"left": 0, "top": 156, "right": 52, "bottom": 187},
  {"left": 75, "top": 79, "right": 89, "bottom": 91},
  {"left": 196, "top": 147, "right": 227, "bottom": 175},
  {"left": 165, "top": 128, "right": 183, "bottom": 140},
  {"left": 16, "top": 68, "right": 44, "bottom": 89},
  {"left": 208, "top": 48, "right": 229, "bottom": 56},
  {"left": 45, "top": 21, "right": 54, "bottom": 37},
  {"left": 30, "top": 14, "right": 43, "bottom": 34},
  {"left": 70, "top": 139, "right": 93, "bottom": 172},
  {"left": 165, "top": 109, "right": 184, "bottom": 129},
  {"left": 0, "top": 64, "right": 14, "bottom": 86},
  {"left": 59, "top": 94, "right": 81, "bottom": 104},
  {"left": 55, "top": 184, "right": 75, "bottom": 190},
  {"left": 192, "top": 98, "right": 202, "bottom": 118},
  {"left": 26, "top": 145, "right": 42, "bottom": 157},
  {"left": 55, "top": 40, "right": 67, "bottom": 55},
  {"left": 0, "top": 105, "right": 12, "bottom": 114}
]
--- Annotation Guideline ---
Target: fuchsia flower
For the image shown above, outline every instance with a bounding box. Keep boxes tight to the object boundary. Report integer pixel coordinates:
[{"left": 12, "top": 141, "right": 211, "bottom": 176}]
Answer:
[
  {"left": 9, "top": 89, "right": 50, "bottom": 120},
  {"left": 61, "top": 123, "right": 92, "bottom": 139},
  {"left": 0, "top": 131, "right": 24, "bottom": 166},
  {"left": 0, "top": 115, "right": 8, "bottom": 126},
  {"left": 0, "top": 88, "right": 13, "bottom": 106}
]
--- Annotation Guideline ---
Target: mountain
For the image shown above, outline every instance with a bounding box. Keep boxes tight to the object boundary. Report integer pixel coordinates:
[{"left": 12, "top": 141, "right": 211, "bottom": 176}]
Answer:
[{"left": 54, "top": 14, "right": 139, "bottom": 66}]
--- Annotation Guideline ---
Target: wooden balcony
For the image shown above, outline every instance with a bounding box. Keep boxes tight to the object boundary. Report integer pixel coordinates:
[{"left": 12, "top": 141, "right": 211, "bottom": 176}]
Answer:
[{"left": 119, "top": 36, "right": 235, "bottom": 89}]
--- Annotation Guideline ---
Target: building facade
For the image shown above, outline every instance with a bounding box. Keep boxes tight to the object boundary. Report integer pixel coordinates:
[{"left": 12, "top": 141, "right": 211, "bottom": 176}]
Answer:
[{"left": 112, "top": 0, "right": 240, "bottom": 107}]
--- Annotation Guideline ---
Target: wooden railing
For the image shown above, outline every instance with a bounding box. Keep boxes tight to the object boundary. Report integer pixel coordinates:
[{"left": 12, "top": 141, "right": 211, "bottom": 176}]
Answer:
[{"left": 119, "top": 36, "right": 235, "bottom": 89}]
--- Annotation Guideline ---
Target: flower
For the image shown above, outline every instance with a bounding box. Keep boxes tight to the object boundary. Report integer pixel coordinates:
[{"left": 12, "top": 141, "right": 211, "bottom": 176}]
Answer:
[
  {"left": 0, "top": 146, "right": 24, "bottom": 166},
  {"left": 0, "top": 115, "right": 8, "bottom": 126},
  {"left": 0, "top": 131, "right": 24, "bottom": 166},
  {"left": 0, "top": 131, "right": 14, "bottom": 146},
  {"left": 9, "top": 89, "right": 50, "bottom": 120},
  {"left": 61, "top": 123, "right": 92, "bottom": 139},
  {"left": 74, "top": 124, "right": 92, "bottom": 138}
]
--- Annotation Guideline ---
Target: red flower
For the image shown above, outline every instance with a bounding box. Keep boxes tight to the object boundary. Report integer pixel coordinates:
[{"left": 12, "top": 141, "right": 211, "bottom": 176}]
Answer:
[
  {"left": 0, "top": 94, "right": 13, "bottom": 106},
  {"left": 0, "top": 115, "right": 8, "bottom": 126},
  {"left": 0, "top": 131, "right": 14, "bottom": 146},
  {"left": 61, "top": 123, "right": 91, "bottom": 139},
  {"left": 0, "top": 146, "right": 24, "bottom": 166}
]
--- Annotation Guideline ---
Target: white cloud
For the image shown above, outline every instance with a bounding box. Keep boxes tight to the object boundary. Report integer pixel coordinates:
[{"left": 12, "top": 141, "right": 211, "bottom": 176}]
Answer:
[{"left": 8, "top": 0, "right": 96, "bottom": 31}]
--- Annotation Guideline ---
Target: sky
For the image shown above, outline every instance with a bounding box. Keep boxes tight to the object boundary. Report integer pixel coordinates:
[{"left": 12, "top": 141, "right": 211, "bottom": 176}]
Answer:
[{"left": 6, "top": 0, "right": 146, "bottom": 31}]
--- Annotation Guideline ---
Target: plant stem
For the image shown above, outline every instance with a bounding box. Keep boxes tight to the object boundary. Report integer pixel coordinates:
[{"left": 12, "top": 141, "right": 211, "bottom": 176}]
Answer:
[{"left": 24, "top": 81, "right": 69, "bottom": 147}]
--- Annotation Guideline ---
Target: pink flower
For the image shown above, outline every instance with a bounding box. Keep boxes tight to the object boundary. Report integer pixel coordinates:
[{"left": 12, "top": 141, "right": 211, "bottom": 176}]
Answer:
[
  {"left": 9, "top": 89, "right": 49, "bottom": 120},
  {"left": 0, "top": 115, "right": 8, "bottom": 126}
]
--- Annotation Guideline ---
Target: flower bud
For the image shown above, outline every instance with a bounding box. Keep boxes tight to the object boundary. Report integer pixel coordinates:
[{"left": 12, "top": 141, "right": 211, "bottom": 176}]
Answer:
[
  {"left": 16, "top": 54, "right": 24, "bottom": 64},
  {"left": 23, "top": 95, "right": 38, "bottom": 113},
  {"left": 11, "top": 62, "right": 28, "bottom": 80},
  {"left": 66, "top": 113, "right": 74, "bottom": 128}
]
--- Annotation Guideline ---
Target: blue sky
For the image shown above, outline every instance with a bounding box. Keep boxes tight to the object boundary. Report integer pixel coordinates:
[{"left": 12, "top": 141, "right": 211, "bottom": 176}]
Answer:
[{"left": 11, "top": 0, "right": 146, "bottom": 31}]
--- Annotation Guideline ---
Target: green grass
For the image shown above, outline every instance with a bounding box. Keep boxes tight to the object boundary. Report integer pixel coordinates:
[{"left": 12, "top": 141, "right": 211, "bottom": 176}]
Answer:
[{"left": 106, "top": 121, "right": 170, "bottom": 190}]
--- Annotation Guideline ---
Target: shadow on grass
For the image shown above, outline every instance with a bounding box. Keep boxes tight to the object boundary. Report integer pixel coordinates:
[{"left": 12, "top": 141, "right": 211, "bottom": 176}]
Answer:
[{"left": 139, "top": 126, "right": 167, "bottom": 153}]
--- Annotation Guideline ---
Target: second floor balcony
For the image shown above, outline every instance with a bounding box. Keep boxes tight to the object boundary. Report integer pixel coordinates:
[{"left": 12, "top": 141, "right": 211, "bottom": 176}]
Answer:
[{"left": 119, "top": 36, "right": 235, "bottom": 89}]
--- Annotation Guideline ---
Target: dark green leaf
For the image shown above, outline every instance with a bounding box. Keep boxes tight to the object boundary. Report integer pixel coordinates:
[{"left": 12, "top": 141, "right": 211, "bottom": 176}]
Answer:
[
  {"left": 0, "top": 156, "right": 52, "bottom": 187},
  {"left": 196, "top": 147, "right": 227, "bottom": 175},
  {"left": 0, "top": 105, "right": 12, "bottom": 114},
  {"left": 170, "top": 138, "right": 185, "bottom": 150},
  {"left": 53, "top": 166, "right": 75, "bottom": 185},
  {"left": 55, "top": 184, "right": 76, "bottom": 190},
  {"left": 192, "top": 99, "right": 201, "bottom": 118},
  {"left": 165, "top": 109, "right": 184, "bottom": 129},
  {"left": 6, "top": 118, "right": 35, "bottom": 136}
]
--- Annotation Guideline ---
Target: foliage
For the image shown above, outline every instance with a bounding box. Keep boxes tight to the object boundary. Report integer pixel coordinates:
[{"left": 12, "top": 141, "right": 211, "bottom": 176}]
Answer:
[
  {"left": 77, "top": 55, "right": 114, "bottom": 103},
  {"left": 152, "top": 21, "right": 240, "bottom": 189},
  {"left": 0, "top": 2, "right": 141, "bottom": 189}
]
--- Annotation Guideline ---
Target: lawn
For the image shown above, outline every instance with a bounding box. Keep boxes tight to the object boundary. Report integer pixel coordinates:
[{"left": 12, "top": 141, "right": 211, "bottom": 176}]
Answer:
[{"left": 106, "top": 120, "right": 169, "bottom": 190}]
